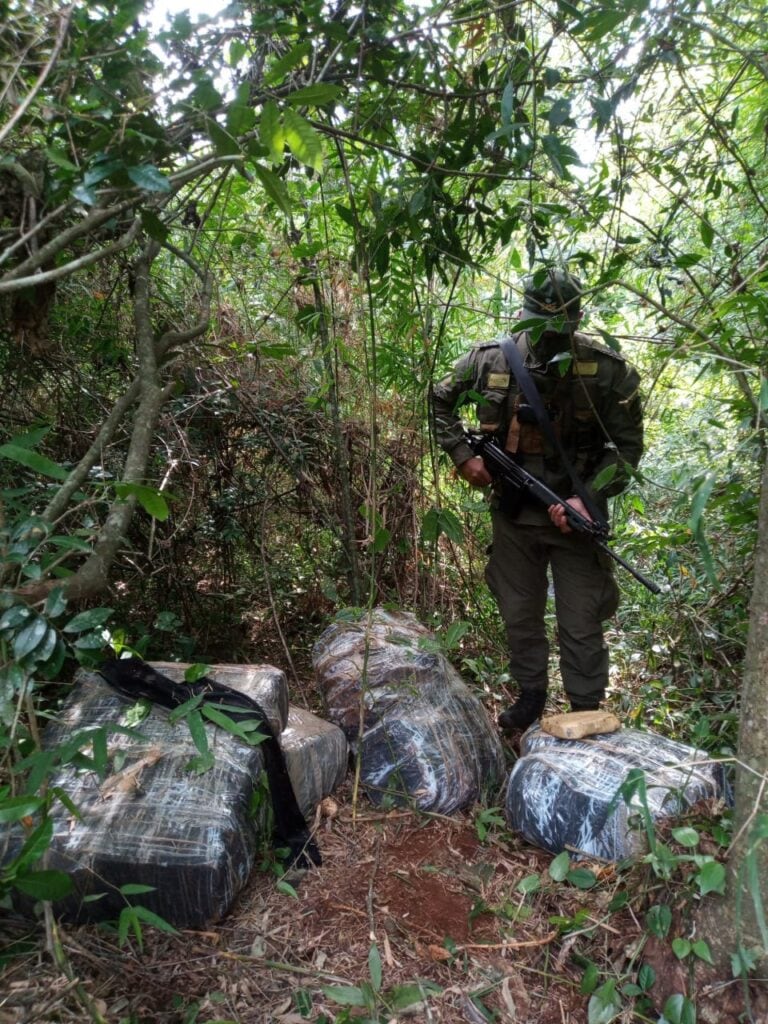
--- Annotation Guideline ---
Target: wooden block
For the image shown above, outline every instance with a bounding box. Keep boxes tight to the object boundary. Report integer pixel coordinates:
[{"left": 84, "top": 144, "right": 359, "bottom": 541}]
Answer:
[{"left": 540, "top": 710, "right": 621, "bottom": 739}]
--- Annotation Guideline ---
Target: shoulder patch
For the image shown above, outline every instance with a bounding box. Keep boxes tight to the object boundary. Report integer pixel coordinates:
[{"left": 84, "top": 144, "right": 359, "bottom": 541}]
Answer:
[
  {"left": 487, "top": 372, "right": 510, "bottom": 387},
  {"left": 574, "top": 332, "right": 627, "bottom": 361},
  {"left": 575, "top": 360, "right": 598, "bottom": 376}
]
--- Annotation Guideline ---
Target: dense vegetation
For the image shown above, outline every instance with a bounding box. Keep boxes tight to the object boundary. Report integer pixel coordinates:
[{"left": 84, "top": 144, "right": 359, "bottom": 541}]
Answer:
[{"left": 1, "top": 0, "right": 767, "bottom": 1019}]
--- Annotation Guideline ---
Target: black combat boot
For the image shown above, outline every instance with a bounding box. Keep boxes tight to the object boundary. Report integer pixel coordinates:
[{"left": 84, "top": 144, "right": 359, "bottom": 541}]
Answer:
[
  {"left": 569, "top": 696, "right": 602, "bottom": 712},
  {"left": 498, "top": 689, "right": 547, "bottom": 732}
]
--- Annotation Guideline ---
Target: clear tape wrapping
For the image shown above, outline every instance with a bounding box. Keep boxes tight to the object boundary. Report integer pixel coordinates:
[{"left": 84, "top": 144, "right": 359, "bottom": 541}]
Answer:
[
  {"left": 506, "top": 723, "right": 730, "bottom": 861},
  {"left": 313, "top": 608, "right": 505, "bottom": 813}
]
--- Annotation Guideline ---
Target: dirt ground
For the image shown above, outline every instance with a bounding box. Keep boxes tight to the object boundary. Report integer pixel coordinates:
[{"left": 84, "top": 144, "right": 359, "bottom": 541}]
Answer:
[
  {"left": 3, "top": 784, "right": 768, "bottom": 1024},
  {"left": 0, "top": 782, "right": 653, "bottom": 1024}
]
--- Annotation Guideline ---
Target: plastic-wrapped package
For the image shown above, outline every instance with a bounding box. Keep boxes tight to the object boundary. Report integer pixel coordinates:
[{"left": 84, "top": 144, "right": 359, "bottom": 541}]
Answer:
[
  {"left": 281, "top": 705, "right": 348, "bottom": 816},
  {"left": 313, "top": 608, "right": 505, "bottom": 813},
  {"left": 2, "top": 663, "right": 333, "bottom": 927},
  {"left": 506, "top": 723, "right": 729, "bottom": 861}
]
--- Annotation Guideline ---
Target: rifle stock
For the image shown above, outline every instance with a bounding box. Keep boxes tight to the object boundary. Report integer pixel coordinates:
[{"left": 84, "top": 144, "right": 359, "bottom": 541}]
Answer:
[{"left": 465, "top": 432, "right": 661, "bottom": 595}]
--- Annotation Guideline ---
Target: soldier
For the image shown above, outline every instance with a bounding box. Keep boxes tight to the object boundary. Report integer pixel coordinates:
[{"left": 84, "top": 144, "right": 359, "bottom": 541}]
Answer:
[{"left": 431, "top": 269, "right": 643, "bottom": 731}]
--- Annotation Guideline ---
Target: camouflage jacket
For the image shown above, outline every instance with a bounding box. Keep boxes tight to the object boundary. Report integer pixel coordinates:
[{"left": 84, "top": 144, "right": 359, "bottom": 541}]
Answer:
[{"left": 430, "top": 332, "right": 644, "bottom": 523}]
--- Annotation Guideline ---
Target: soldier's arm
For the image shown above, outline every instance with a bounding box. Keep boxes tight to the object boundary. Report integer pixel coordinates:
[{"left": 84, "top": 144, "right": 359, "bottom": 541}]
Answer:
[
  {"left": 430, "top": 352, "right": 478, "bottom": 469},
  {"left": 584, "top": 360, "right": 644, "bottom": 500}
]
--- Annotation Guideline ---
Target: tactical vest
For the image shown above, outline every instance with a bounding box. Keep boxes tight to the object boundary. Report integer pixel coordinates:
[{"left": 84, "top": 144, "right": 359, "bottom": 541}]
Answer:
[{"left": 474, "top": 333, "right": 608, "bottom": 479}]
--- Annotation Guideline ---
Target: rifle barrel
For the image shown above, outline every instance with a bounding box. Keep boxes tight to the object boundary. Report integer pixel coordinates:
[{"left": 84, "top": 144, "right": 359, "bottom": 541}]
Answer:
[{"left": 466, "top": 432, "right": 661, "bottom": 596}]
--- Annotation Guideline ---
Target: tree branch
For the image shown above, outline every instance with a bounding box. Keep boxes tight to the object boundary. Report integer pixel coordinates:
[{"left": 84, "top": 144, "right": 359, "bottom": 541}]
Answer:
[{"left": 0, "top": 6, "right": 74, "bottom": 149}]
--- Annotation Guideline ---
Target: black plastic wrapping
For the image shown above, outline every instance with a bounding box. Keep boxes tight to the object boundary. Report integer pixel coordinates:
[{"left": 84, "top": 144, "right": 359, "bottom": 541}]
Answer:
[
  {"left": 1, "top": 663, "right": 345, "bottom": 927},
  {"left": 506, "top": 723, "right": 729, "bottom": 861},
  {"left": 313, "top": 608, "right": 505, "bottom": 813}
]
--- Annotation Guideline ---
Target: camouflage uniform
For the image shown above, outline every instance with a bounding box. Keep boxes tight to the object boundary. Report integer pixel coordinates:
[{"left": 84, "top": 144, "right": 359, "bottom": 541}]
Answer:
[{"left": 431, "top": 283, "right": 643, "bottom": 721}]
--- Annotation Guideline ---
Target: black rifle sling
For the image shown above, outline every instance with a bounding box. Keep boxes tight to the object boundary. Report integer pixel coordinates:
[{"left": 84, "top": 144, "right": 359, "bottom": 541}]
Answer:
[{"left": 498, "top": 334, "right": 607, "bottom": 529}]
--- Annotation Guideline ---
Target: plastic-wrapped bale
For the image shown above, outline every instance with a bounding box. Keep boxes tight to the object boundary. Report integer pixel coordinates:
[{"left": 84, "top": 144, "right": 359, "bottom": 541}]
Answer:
[
  {"left": 1, "top": 663, "right": 291, "bottom": 927},
  {"left": 313, "top": 608, "right": 505, "bottom": 813},
  {"left": 506, "top": 723, "right": 729, "bottom": 861},
  {"left": 280, "top": 705, "right": 348, "bottom": 817}
]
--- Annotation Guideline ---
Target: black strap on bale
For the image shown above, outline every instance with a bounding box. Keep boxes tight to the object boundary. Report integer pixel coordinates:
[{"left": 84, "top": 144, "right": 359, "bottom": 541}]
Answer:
[{"left": 99, "top": 656, "right": 321, "bottom": 869}]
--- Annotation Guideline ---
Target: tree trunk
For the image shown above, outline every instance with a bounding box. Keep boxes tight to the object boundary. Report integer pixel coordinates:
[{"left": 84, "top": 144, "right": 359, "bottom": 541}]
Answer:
[{"left": 698, "top": 453, "right": 768, "bottom": 974}]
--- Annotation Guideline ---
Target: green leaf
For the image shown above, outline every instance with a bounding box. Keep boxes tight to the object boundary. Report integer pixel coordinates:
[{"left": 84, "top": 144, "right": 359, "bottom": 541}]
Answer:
[
  {"left": 119, "top": 883, "right": 156, "bottom": 896},
  {"left": 127, "top": 164, "right": 171, "bottom": 193},
  {"left": 13, "top": 869, "right": 73, "bottom": 901},
  {"left": 691, "top": 939, "right": 714, "bottom": 964},
  {"left": 444, "top": 620, "right": 471, "bottom": 648},
  {"left": 0, "top": 795, "right": 44, "bottom": 823},
  {"left": 201, "top": 705, "right": 264, "bottom": 745},
  {"left": 133, "top": 904, "right": 179, "bottom": 935},
  {"left": 646, "top": 903, "right": 672, "bottom": 938},
  {"left": 13, "top": 616, "right": 49, "bottom": 660},
  {"left": 282, "top": 108, "right": 323, "bottom": 172},
  {"left": 699, "top": 219, "right": 714, "bottom": 248},
  {"left": 549, "top": 851, "right": 570, "bottom": 882},
  {"left": 671, "top": 826, "right": 699, "bottom": 848},
  {"left": 276, "top": 878, "right": 299, "bottom": 899},
  {"left": 541, "top": 134, "right": 580, "bottom": 178},
  {"left": 0, "top": 443, "right": 68, "bottom": 481},
  {"left": 228, "top": 40, "right": 247, "bottom": 66},
  {"left": 368, "top": 942, "right": 382, "bottom": 991},
  {"left": 72, "top": 183, "right": 98, "bottom": 206},
  {"left": 591, "top": 463, "right": 617, "bottom": 492},
  {"left": 321, "top": 985, "right": 367, "bottom": 1007},
  {"left": 580, "top": 961, "right": 599, "bottom": 994},
  {"left": 184, "top": 663, "right": 211, "bottom": 683},
  {"left": 674, "top": 252, "right": 704, "bottom": 268},
  {"left": 500, "top": 81, "right": 514, "bottom": 126},
  {"left": 0, "top": 604, "right": 33, "bottom": 631},
  {"left": 140, "top": 209, "right": 169, "bottom": 242},
  {"left": 45, "top": 588, "right": 67, "bottom": 618},
  {"left": 264, "top": 42, "right": 311, "bottom": 86},
  {"left": 46, "top": 146, "right": 78, "bottom": 172},
  {"left": 373, "top": 527, "right": 391, "bottom": 553},
  {"left": 577, "top": 9, "right": 634, "bottom": 41},
  {"left": 186, "top": 751, "right": 215, "bottom": 774},
  {"left": 62, "top": 607, "right": 113, "bottom": 633},
  {"left": 84, "top": 158, "right": 123, "bottom": 187},
  {"left": 185, "top": 709, "right": 209, "bottom": 756},
  {"left": 422, "top": 507, "right": 464, "bottom": 544},
  {"left": 695, "top": 859, "right": 726, "bottom": 896},
  {"left": 285, "top": 84, "right": 342, "bottom": 107},
  {"left": 567, "top": 867, "right": 597, "bottom": 890},
  {"left": 660, "top": 993, "right": 696, "bottom": 1024},
  {"left": 253, "top": 164, "right": 291, "bottom": 216},
  {"left": 207, "top": 119, "right": 241, "bottom": 157},
  {"left": 516, "top": 873, "right": 541, "bottom": 894},
  {"left": 190, "top": 79, "right": 223, "bottom": 110},
  {"left": 168, "top": 692, "right": 206, "bottom": 723},
  {"left": 117, "top": 906, "right": 138, "bottom": 948},
  {"left": 259, "top": 101, "right": 284, "bottom": 164},
  {"left": 13, "top": 816, "right": 53, "bottom": 870},
  {"left": 387, "top": 981, "right": 442, "bottom": 1010},
  {"left": 587, "top": 979, "right": 621, "bottom": 1024},
  {"left": 227, "top": 102, "right": 256, "bottom": 135},
  {"left": 688, "top": 472, "right": 716, "bottom": 533},
  {"left": 671, "top": 937, "right": 691, "bottom": 959},
  {"left": 114, "top": 483, "right": 169, "bottom": 521}
]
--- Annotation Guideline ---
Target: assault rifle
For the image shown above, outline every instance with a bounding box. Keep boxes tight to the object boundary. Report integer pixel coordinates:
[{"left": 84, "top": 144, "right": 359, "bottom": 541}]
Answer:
[{"left": 465, "top": 432, "right": 661, "bottom": 595}]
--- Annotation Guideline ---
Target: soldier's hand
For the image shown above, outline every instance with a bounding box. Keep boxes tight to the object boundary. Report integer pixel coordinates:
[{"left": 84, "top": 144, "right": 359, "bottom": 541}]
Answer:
[
  {"left": 458, "top": 457, "right": 492, "bottom": 488},
  {"left": 548, "top": 496, "right": 591, "bottom": 534}
]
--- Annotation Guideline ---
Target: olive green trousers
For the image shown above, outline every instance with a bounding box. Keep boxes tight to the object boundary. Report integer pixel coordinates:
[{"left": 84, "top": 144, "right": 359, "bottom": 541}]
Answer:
[{"left": 484, "top": 510, "right": 620, "bottom": 707}]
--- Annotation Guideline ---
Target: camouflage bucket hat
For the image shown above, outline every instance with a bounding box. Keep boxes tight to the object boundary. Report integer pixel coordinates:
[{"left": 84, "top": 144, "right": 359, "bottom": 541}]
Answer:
[{"left": 522, "top": 269, "right": 582, "bottom": 329}]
